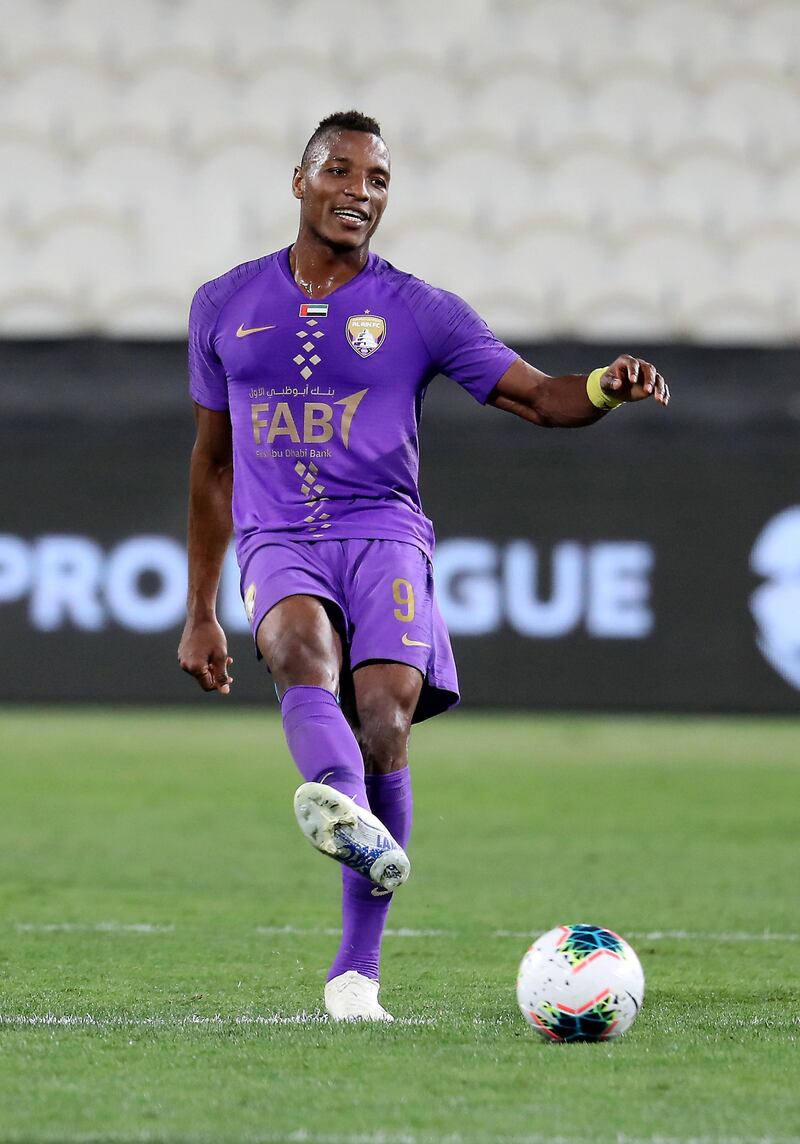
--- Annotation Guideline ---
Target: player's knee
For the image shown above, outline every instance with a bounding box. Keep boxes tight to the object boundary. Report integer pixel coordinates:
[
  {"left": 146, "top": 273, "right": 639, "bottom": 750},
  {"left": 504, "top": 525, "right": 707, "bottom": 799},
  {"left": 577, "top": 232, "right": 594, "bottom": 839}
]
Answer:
[
  {"left": 357, "top": 702, "right": 412, "bottom": 774},
  {"left": 257, "top": 601, "right": 341, "bottom": 691},
  {"left": 268, "top": 638, "right": 339, "bottom": 691}
]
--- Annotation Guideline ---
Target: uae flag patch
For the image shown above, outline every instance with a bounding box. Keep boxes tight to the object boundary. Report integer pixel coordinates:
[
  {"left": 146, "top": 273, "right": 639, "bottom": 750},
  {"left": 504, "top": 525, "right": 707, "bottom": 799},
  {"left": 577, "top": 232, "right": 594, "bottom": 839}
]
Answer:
[{"left": 299, "top": 303, "right": 329, "bottom": 317}]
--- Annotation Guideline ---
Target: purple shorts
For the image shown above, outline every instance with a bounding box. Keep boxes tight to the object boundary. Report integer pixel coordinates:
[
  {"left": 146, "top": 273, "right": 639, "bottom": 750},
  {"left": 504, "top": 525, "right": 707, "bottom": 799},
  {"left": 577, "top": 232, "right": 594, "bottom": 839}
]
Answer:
[{"left": 239, "top": 538, "right": 459, "bottom": 723}]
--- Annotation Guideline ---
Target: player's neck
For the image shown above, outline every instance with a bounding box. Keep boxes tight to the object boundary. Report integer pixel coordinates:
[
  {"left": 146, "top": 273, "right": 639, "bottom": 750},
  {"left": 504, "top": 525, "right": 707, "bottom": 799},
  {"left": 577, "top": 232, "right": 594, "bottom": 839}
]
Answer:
[{"left": 289, "top": 234, "right": 370, "bottom": 299}]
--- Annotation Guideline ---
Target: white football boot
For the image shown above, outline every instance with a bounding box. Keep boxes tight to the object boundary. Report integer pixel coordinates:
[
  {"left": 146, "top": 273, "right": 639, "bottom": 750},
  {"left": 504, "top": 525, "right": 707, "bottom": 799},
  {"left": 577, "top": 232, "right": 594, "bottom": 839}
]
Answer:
[
  {"left": 293, "top": 782, "right": 410, "bottom": 893},
  {"left": 324, "top": 971, "right": 394, "bottom": 1022}
]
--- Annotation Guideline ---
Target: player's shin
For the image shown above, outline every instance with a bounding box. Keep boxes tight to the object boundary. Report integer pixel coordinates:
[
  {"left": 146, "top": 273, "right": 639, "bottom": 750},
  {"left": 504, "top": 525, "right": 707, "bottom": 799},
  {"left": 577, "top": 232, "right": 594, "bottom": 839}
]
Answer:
[
  {"left": 327, "top": 766, "right": 413, "bottom": 982},
  {"left": 280, "top": 685, "right": 368, "bottom": 807}
]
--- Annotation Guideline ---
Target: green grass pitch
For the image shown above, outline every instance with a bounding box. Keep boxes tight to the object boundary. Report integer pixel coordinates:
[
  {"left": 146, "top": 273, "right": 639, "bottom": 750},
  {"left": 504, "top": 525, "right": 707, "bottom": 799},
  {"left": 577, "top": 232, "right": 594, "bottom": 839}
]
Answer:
[{"left": 1, "top": 708, "right": 799, "bottom": 1143}]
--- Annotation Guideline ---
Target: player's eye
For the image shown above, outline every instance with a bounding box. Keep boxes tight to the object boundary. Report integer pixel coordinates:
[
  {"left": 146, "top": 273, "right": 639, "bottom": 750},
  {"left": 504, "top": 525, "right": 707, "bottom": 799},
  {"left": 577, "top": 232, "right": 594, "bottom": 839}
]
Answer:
[{"left": 372, "top": 178, "right": 387, "bottom": 189}]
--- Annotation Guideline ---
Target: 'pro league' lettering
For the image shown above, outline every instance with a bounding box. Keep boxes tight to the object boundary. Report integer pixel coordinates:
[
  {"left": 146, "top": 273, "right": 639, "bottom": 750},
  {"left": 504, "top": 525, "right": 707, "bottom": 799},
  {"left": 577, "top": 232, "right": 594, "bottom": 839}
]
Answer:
[{"left": 251, "top": 389, "right": 368, "bottom": 450}]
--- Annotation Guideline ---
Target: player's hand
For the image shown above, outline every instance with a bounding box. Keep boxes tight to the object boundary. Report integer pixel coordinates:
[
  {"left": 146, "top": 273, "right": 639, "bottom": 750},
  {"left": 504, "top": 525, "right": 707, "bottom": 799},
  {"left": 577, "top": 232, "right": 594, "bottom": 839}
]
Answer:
[
  {"left": 601, "top": 356, "right": 670, "bottom": 407},
  {"left": 177, "top": 616, "right": 234, "bottom": 695}
]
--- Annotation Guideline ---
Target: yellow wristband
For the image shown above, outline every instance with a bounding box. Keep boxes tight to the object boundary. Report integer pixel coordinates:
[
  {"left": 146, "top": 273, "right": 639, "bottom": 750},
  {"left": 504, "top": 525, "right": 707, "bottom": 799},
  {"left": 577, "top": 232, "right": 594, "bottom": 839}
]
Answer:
[{"left": 586, "top": 367, "right": 624, "bottom": 411}]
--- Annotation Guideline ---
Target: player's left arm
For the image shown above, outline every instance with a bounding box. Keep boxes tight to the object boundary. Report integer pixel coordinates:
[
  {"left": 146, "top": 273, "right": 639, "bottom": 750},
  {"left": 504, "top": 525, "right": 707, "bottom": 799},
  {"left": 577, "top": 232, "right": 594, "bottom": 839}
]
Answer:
[{"left": 487, "top": 355, "right": 670, "bottom": 427}]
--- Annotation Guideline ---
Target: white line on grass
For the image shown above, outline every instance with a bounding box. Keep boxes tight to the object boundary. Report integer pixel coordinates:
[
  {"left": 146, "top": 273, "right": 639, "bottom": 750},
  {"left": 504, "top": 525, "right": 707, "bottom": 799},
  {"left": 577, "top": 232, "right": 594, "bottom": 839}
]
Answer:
[
  {"left": 0, "top": 1011, "right": 435, "bottom": 1029},
  {"left": 256, "top": 925, "right": 451, "bottom": 938},
  {"left": 15, "top": 922, "right": 174, "bottom": 934},
  {"left": 257, "top": 925, "right": 800, "bottom": 943},
  {"left": 495, "top": 929, "right": 800, "bottom": 942},
  {"left": 14, "top": 923, "right": 799, "bottom": 943}
]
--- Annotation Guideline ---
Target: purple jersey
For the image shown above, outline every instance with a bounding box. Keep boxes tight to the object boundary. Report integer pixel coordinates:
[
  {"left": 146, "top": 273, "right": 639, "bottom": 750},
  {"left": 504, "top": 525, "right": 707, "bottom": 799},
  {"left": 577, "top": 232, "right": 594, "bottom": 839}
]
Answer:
[{"left": 188, "top": 247, "right": 517, "bottom": 565}]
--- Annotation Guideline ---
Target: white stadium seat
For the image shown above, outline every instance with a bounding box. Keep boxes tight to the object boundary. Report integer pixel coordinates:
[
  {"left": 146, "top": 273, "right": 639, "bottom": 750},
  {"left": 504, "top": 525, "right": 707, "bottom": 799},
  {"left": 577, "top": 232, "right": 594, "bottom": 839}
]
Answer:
[
  {"left": 502, "top": 224, "right": 609, "bottom": 323},
  {"left": 587, "top": 71, "right": 699, "bottom": 162},
  {"left": 684, "top": 295, "right": 790, "bottom": 343},
  {"left": 174, "top": 0, "right": 285, "bottom": 71},
  {"left": 0, "top": 286, "right": 84, "bottom": 335},
  {"left": 241, "top": 65, "right": 353, "bottom": 152},
  {"left": 379, "top": 222, "right": 493, "bottom": 305},
  {"left": 773, "top": 160, "right": 800, "bottom": 227},
  {"left": 420, "top": 145, "right": 534, "bottom": 238},
  {"left": 359, "top": 66, "right": 467, "bottom": 158},
  {"left": 628, "top": 1, "right": 740, "bottom": 74},
  {"left": 195, "top": 140, "right": 300, "bottom": 250},
  {"left": 0, "top": 138, "right": 70, "bottom": 222},
  {"left": 54, "top": 0, "right": 187, "bottom": 74},
  {"left": 471, "top": 68, "right": 583, "bottom": 158},
  {"left": 575, "top": 293, "right": 674, "bottom": 341},
  {"left": 124, "top": 62, "right": 237, "bottom": 153},
  {"left": 79, "top": 139, "right": 187, "bottom": 218},
  {"left": 23, "top": 215, "right": 138, "bottom": 328},
  {"left": 657, "top": 147, "right": 765, "bottom": 237},
  {"left": 468, "top": 290, "right": 549, "bottom": 342},
  {"left": 542, "top": 144, "right": 655, "bottom": 235},
  {"left": 613, "top": 223, "right": 725, "bottom": 317},
  {"left": 0, "top": 0, "right": 55, "bottom": 70},
  {"left": 4, "top": 60, "right": 118, "bottom": 152},
  {"left": 97, "top": 286, "right": 191, "bottom": 337},
  {"left": 507, "top": 0, "right": 629, "bottom": 83},
  {"left": 730, "top": 227, "right": 800, "bottom": 307},
  {"left": 744, "top": 1, "right": 800, "bottom": 74},
  {"left": 701, "top": 74, "right": 800, "bottom": 165}
]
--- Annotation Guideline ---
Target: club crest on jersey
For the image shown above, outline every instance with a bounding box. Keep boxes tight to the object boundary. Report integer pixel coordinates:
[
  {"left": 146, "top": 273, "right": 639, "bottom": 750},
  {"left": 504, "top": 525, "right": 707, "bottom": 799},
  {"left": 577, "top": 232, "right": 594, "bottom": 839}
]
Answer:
[{"left": 346, "top": 313, "right": 386, "bottom": 358}]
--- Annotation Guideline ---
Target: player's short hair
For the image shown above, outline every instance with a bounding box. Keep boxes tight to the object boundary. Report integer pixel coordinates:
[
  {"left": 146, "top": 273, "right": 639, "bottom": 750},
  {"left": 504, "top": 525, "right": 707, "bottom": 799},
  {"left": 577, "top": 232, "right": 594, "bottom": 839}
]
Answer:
[{"left": 301, "top": 111, "right": 383, "bottom": 167}]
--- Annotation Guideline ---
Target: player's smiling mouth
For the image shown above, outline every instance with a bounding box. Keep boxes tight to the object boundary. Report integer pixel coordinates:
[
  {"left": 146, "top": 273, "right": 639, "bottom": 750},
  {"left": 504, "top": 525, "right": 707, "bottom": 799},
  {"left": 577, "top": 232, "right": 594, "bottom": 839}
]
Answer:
[{"left": 333, "top": 208, "right": 369, "bottom": 225}]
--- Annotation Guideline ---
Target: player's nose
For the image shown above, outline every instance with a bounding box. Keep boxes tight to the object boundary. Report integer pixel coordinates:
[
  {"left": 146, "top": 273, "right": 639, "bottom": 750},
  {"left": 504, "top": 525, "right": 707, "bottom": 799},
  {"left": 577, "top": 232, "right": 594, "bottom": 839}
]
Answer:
[{"left": 345, "top": 176, "right": 370, "bottom": 200}]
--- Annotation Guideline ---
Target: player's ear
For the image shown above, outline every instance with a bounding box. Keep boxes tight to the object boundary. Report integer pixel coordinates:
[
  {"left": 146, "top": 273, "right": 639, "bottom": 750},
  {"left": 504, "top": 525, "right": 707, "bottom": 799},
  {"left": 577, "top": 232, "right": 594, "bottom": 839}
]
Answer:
[{"left": 292, "top": 166, "right": 304, "bottom": 200}]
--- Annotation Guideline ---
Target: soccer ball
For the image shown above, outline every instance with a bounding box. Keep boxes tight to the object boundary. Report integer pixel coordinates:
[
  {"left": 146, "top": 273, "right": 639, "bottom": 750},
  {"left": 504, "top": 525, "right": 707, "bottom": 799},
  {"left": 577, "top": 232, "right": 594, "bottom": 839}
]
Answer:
[{"left": 516, "top": 923, "right": 645, "bottom": 1042}]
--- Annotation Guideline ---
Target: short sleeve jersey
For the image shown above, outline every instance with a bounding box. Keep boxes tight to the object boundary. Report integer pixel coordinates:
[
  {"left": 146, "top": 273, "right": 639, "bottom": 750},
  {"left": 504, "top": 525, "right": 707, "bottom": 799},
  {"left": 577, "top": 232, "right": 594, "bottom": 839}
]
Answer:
[{"left": 189, "top": 247, "right": 518, "bottom": 565}]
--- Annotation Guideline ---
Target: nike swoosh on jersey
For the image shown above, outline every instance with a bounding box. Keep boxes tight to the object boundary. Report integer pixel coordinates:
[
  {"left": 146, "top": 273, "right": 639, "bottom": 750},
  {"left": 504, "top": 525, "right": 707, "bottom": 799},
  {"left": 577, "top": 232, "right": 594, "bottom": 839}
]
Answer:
[
  {"left": 236, "top": 323, "right": 277, "bottom": 337},
  {"left": 401, "top": 632, "right": 432, "bottom": 648}
]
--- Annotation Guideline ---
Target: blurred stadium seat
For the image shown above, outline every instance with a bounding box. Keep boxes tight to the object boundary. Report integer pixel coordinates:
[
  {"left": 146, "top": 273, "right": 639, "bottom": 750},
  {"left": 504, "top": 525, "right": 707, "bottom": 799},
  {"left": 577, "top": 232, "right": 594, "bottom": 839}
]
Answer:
[
  {"left": 657, "top": 147, "right": 765, "bottom": 236},
  {"left": 379, "top": 222, "right": 494, "bottom": 302},
  {"left": 746, "top": 0, "right": 800, "bottom": 73},
  {"left": 503, "top": 224, "right": 608, "bottom": 329},
  {"left": 586, "top": 72, "right": 698, "bottom": 162},
  {"left": 574, "top": 293, "right": 674, "bottom": 341},
  {"left": 731, "top": 226, "right": 800, "bottom": 309},
  {"left": 1, "top": 0, "right": 798, "bottom": 340},
  {"left": 629, "top": 1, "right": 740, "bottom": 74},
  {"left": 685, "top": 295, "right": 789, "bottom": 343},
  {"left": 471, "top": 68, "right": 583, "bottom": 158},
  {"left": 0, "top": 286, "right": 82, "bottom": 335},
  {"left": 0, "top": 138, "right": 69, "bottom": 223},
  {"left": 614, "top": 223, "right": 725, "bottom": 319},
  {"left": 4, "top": 60, "right": 117, "bottom": 151},
  {"left": 125, "top": 62, "right": 238, "bottom": 152},
  {"left": 701, "top": 74, "right": 800, "bottom": 164},
  {"left": 541, "top": 145, "right": 655, "bottom": 235}
]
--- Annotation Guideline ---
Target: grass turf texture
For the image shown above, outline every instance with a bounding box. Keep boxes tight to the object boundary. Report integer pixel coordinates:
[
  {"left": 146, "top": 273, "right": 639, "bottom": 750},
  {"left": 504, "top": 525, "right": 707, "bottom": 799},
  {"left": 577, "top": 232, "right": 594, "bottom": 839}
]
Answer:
[{"left": 1, "top": 710, "right": 798, "bottom": 1144}]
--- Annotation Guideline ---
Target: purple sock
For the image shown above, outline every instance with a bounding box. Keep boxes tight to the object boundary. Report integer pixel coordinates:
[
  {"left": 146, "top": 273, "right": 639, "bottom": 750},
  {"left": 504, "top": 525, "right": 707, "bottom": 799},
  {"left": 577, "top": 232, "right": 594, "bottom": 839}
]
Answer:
[
  {"left": 328, "top": 766, "right": 414, "bottom": 982},
  {"left": 280, "top": 685, "right": 368, "bottom": 809}
]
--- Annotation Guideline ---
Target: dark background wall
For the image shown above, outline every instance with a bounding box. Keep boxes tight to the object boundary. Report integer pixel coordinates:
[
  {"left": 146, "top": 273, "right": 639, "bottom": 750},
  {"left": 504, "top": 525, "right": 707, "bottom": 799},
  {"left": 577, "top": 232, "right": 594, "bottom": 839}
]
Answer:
[{"left": 2, "top": 339, "right": 798, "bottom": 711}]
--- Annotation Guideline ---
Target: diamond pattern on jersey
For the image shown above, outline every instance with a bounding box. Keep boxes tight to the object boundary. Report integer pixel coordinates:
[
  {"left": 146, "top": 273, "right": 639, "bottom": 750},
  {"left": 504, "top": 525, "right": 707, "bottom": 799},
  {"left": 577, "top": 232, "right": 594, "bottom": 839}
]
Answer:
[
  {"left": 294, "top": 460, "right": 332, "bottom": 537},
  {"left": 293, "top": 320, "right": 325, "bottom": 384}
]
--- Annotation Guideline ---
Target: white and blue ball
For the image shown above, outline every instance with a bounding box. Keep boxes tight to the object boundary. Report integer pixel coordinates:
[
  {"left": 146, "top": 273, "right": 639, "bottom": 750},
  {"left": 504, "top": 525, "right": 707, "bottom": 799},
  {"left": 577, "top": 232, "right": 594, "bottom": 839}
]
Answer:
[{"left": 516, "top": 923, "right": 645, "bottom": 1042}]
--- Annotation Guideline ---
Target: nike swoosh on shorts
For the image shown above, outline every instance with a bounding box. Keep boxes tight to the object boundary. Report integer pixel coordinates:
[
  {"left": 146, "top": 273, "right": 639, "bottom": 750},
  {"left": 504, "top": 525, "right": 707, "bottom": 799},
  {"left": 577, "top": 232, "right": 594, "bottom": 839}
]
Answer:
[{"left": 401, "top": 632, "right": 432, "bottom": 648}]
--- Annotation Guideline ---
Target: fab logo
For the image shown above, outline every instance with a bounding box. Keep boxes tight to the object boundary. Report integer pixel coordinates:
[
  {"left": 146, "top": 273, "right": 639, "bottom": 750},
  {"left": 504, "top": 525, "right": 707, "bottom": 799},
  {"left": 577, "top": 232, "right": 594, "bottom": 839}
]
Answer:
[
  {"left": 250, "top": 389, "right": 368, "bottom": 450},
  {"left": 346, "top": 313, "right": 386, "bottom": 358}
]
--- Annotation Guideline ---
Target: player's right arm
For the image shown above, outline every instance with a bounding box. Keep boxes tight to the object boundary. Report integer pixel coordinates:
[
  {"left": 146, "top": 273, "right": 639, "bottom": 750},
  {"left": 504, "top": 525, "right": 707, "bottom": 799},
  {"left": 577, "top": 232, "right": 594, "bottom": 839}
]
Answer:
[{"left": 177, "top": 402, "right": 235, "bottom": 695}]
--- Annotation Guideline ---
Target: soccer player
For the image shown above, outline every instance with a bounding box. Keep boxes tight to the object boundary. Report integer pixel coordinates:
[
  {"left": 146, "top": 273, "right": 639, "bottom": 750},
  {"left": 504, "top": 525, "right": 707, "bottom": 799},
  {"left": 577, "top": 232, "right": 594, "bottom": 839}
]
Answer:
[{"left": 178, "top": 110, "right": 669, "bottom": 1021}]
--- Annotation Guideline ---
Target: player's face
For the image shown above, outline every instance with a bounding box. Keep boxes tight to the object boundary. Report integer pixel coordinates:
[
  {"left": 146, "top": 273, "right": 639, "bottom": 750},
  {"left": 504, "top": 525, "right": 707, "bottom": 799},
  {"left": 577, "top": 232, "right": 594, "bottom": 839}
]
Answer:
[{"left": 294, "top": 130, "right": 390, "bottom": 250}]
